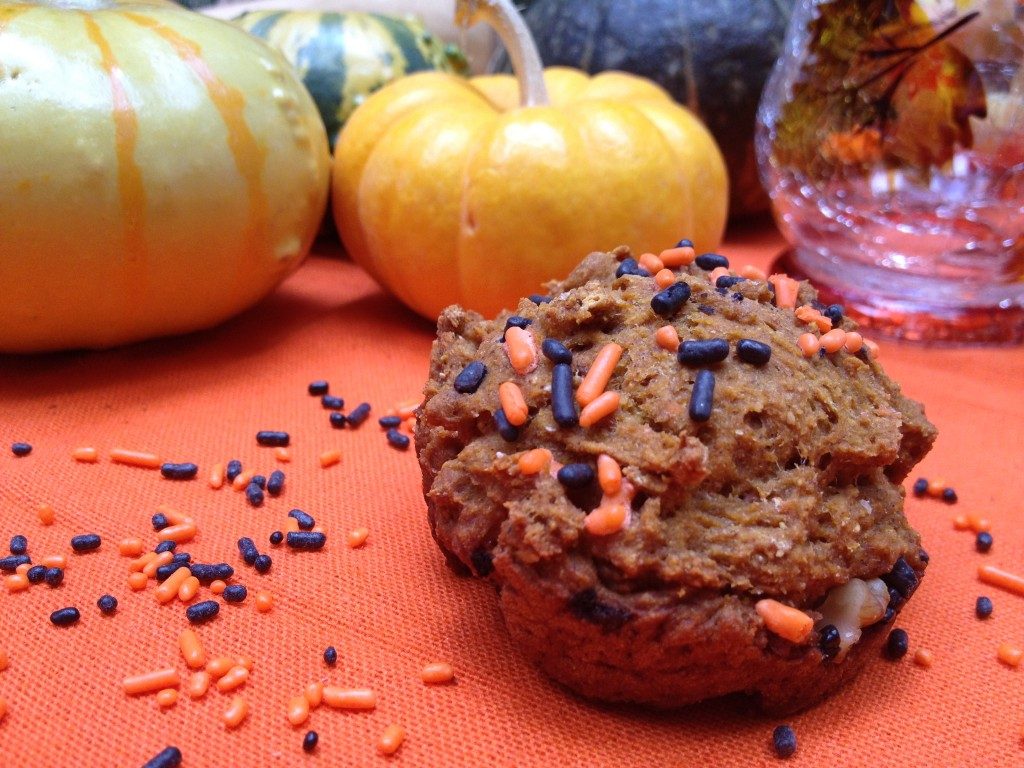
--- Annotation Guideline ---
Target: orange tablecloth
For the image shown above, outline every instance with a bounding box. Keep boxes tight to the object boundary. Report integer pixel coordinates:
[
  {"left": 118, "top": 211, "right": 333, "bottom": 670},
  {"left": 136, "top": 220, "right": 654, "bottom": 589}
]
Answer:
[{"left": 2, "top": 221, "right": 1023, "bottom": 767}]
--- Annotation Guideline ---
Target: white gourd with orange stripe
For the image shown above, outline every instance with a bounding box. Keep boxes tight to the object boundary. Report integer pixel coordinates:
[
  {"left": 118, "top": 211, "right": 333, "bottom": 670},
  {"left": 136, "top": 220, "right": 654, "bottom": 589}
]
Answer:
[{"left": 0, "top": 0, "right": 330, "bottom": 352}]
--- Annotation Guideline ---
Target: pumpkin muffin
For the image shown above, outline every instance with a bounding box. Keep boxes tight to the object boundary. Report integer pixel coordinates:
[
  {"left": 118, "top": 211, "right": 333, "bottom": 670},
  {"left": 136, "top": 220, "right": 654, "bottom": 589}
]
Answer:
[{"left": 415, "top": 245, "right": 935, "bottom": 713}]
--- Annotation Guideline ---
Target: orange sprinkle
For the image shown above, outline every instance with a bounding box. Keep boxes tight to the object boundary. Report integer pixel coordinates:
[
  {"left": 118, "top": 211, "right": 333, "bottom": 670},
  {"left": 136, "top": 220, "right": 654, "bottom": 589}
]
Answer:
[
  {"left": 156, "top": 567, "right": 192, "bottom": 604},
  {"left": 15, "top": 563, "right": 29, "bottom": 576},
  {"left": 576, "top": 343, "right": 623, "bottom": 406},
  {"left": 36, "top": 503, "right": 55, "bottom": 526},
  {"left": 129, "top": 552, "right": 156, "bottom": 573},
  {"left": 143, "top": 551, "right": 175, "bottom": 578},
  {"left": 768, "top": 274, "right": 800, "bottom": 309},
  {"left": 659, "top": 245, "right": 695, "bottom": 267},
  {"left": 708, "top": 266, "right": 731, "bottom": 285},
  {"left": 209, "top": 579, "right": 227, "bottom": 595},
  {"left": 235, "top": 655, "right": 254, "bottom": 671},
  {"left": 110, "top": 448, "right": 162, "bottom": 469},
  {"left": 844, "top": 331, "right": 864, "bottom": 353},
  {"left": 813, "top": 314, "right": 833, "bottom": 333},
  {"left": 498, "top": 381, "right": 529, "bottom": 427},
  {"left": 232, "top": 471, "right": 254, "bottom": 491},
  {"left": 739, "top": 264, "right": 767, "bottom": 281},
  {"left": 347, "top": 528, "right": 369, "bottom": 549},
  {"left": 72, "top": 446, "right": 99, "bottom": 463},
  {"left": 5, "top": 574, "right": 29, "bottom": 593},
  {"left": 517, "top": 448, "right": 552, "bottom": 476},
  {"left": 596, "top": 454, "right": 622, "bottom": 496},
  {"left": 208, "top": 463, "right": 225, "bottom": 489},
  {"left": 128, "top": 572, "right": 148, "bottom": 591},
  {"left": 118, "top": 538, "right": 145, "bottom": 557},
  {"left": 654, "top": 268, "right": 676, "bottom": 289},
  {"left": 999, "top": 642, "right": 1023, "bottom": 667},
  {"left": 583, "top": 502, "right": 628, "bottom": 536},
  {"left": 953, "top": 514, "right": 970, "bottom": 531},
  {"left": 255, "top": 591, "right": 274, "bottom": 613},
  {"left": 286, "top": 517, "right": 300, "bottom": 533},
  {"left": 754, "top": 599, "right": 814, "bottom": 643},
  {"left": 321, "top": 687, "right": 377, "bottom": 710},
  {"left": 794, "top": 305, "right": 823, "bottom": 326},
  {"left": 287, "top": 695, "right": 310, "bottom": 726},
  {"left": 637, "top": 252, "right": 664, "bottom": 274},
  {"left": 157, "top": 523, "right": 197, "bottom": 544},
  {"left": 304, "top": 682, "right": 323, "bottom": 709},
  {"left": 275, "top": 447, "right": 291, "bottom": 462},
  {"left": 394, "top": 398, "right": 421, "bottom": 420},
  {"left": 377, "top": 724, "right": 406, "bottom": 756},
  {"left": 216, "top": 665, "right": 249, "bottom": 693},
  {"left": 420, "top": 663, "right": 455, "bottom": 685},
  {"left": 40, "top": 554, "right": 66, "bottom": 569},
  {"left": 927, "top": 478, "right": 947, "bottom": 497},
  {"left": 122, "top": 668, "right": 180, "bottom": 696},
  {"left": 819, "top": 329, "right": 848, "bottom": 354},
  {"left": 0, "top": 649, "right": 8, "bottom": 671},
  {"left": 223, "top": 695, "right": 249, "bottom": 729},
  {"left": 967, "top": 514, "right": 991, "bottom": 533},
  {"left": 578, "top": 391, "right": 621, "bottom": 428},
  {"left": 187, "top": 670, "right": 210, "bottom": 699},
  {"left": 156, "top": 689, "right": 178, "bottom": 709},
  {"left": 864, "top": 338, "right": 880, "bottom": 357},
  {"left": 913, "top": 648, "right": 934, "bottom": 668},
  {"left": 979, "top": 564, "right": 1024, "bottom": 596},
  {"left": 205, "top": 657, "right": 235, "bottom": 679},
  {"left": 504, "top": 325, "right": 537, "bottom": 375},
  {"left": 319, "top": 449, "right": 342, "bottom": 468},
  {"left": 179, "top": 629, "right": 207, "bottom": 670},
  {"left": 156, "top": 505, "right": 190, "bottom": 526},
  {"left": 178, "top": 576, "right": 200, "bottom": 603},
  {"left": 654, "top": 325, "right": 680, "bottom": 352}
]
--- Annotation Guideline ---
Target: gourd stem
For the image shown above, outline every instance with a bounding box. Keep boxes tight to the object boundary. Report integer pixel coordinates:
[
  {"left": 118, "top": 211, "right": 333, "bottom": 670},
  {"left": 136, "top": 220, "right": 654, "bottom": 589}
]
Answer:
[{"left": 455, "top": 0, "right": 549, "bottom": 107}]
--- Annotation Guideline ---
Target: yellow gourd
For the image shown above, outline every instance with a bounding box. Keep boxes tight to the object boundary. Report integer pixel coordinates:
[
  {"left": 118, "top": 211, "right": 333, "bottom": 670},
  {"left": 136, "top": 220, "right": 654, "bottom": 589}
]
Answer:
[
  {"left": 0, "top": 0, "right": 330, "bottom": 352},
  {"left": 332, "top": 0, "right": 728, "bottom": 320}
]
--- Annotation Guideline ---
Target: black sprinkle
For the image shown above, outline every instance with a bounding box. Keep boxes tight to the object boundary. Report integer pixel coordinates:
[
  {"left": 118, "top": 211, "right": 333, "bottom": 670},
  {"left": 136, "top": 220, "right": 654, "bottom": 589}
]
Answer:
[
  {"left": 0, "top": 554, "right": 30, "bottom": 572},
  {"left": 323, "top": 646, "right": 338, "bottom": 666},
  {"left": 286, "top": 531, "right": 327, "bottom": 551},
  {"left": 736, "top": 339, "right": 772, "bottom": 366},
  {"left": 551, "top": 363, "right": 578, "bottom": 428},
  {"left": 823, "top": 304, "right": 844, "bottom": 327},
  {"left": 267, "top": 470, "right": 285, "bottom": 496},
  {"left": 494, "top": 409, "right": 520, "bottom": 442},
  {"left": 254, "top": 554, "right": 273, "bottom": 574},
  {"left": 675, "top": 238, "right": 694, "bottom": 248},
  {"left": 942, "top": 487, "right": 958, "bottom": 504},
  {"left": 26, "top": 565, "right": 46, "bottom": 584},
  {"left": 321, "top": 395, "right": 345, "bottom": 410},
  {"left": 160, "top": 462, "right": 198, "bottom": 480},
  {"left": 567, "top": 587, "right": 632, "bottom": 629},
  {"left": 256, "top": 430, "right": 289, "bottom": 447},
  {"left": 912, "top": 478, "right": 928, "bottom": 496},
  {"left": 142, "top": 746, "right": 183, "bottom": 768},
  {"left": 269, "top": 531, "right": 283, "bottom": 546},
  {"left": 302, "top": 731, "right": 319, "bottom": 753},
  {"left": 378, "top": 415, "right": 402, "bottom": 429},
  {"left": 976, "top": 531, "right": 993, "bottom": 553},
  {"left": 237, "top": 537, "right": 259, "bottom": 566},
  {"left": 882, "top": 557, "right": 919, "bottom": 598},
  {"left": 288, "top": 509, "right": 316, "bottom": 530},
  {"left": 818, "top": 625, "right": 841, "bottom": 659},
  {"left": 772, "top": 725, "right": 797, "bottom": 758},
  {"left": 556, "top": 463, "right": 595, "bottom": 488},
  {"left": 678, "top": 339, "right": 729, "bottom": 366},
  {"left": 154, "top": 540, "right": 176, "bottom": 554},
  {"left": 185, "top": 600, "right": 219, "bottom": 625},
  {"left": 171, "top": 552, "right": 192, "bottom": 566},
  {"left": 189, "top": 563, "right": 234, "bottom": 584},
  {"left": 650, "top": 281, "right": 692, "bottom": 317},
  {"left": 698, "top": 305, "right": 715, "bottom": 315},
  {"left": 731, "top": 292, "right": 744, "bottom": 302},
  {"left": 386, "top": 429, "right": 411, "bottom": 450},
  {"left": 885, "top": 628, "right": 909, "bottom": 660},
  {"left": 308, "top": 380, "right": 329, "bottom": 396},
  {"left": 152, "top": 514, "right": 169, "bottom": 531},
  {"left": 11, "top": 442, "right": 31, "bottom": 457},
  {"left": 976, "top": 596, "right": 993, "bottom": 619},
  {"left": 50, "top": 607, "right": 80, "bottom": 627},
  {"left": 225, "top": 460, "right": 243, "bottom": 482},
  {"left": 688, "top": 370, "right": 715, "bottom": 422},
  {"left": 223, "top": 584, "right": 247, "bottom": 603},
  {"left": 504, "top": 316, "right": 531, "bottom": 333},
  {"left": 155, "top": 563, "right": 180, "bottom": 582},
  {"left": 887, "top": 586, "right": 905, "bottom": 613},
  {"left": 919, "top": 548, "right": 930, "bottom": 564},
  {"left": 695, "top": 253, "right": 729, "bottom": 270},
  {"left": 97, "top": 594, "right": 118, "bottom": 614},
  {"left": 615, "top": 258, "right": 650, "bottom": 278},
  {"left": 9, "top": 535, "right": 27, "bottom": 556},
  {"left": 44, "top": 567, "right": 64, "bottom": 587},
  {"left": 528, "top": 294, "right": 552, "bottom": 305},
  {"left": 251, "top": 474, "right": 267, "bottom": 490},
  {"left": 454, "top": 361, "right": 487, "bottom": 394},
  {"left": 470, "top": 549, "right": 494, "bottom": 577},
  {"left": 715, "top": 275, "right": 746, "bottom": 289},
  {"left": 541, "top": 338, "right": 573, "bottom": 364},
  {"left": 347, "top": 402, "right": 371, "bottom": 427},
  {"left": 329, "top": 412, "right": 347, "bottom": 429},
  {"left": 245, "top": 483, "right": 264, "bottom": 508}
]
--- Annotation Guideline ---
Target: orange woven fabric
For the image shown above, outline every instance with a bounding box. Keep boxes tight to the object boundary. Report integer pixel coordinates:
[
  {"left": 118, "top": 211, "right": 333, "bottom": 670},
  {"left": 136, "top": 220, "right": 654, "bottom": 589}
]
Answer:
[{"left": 2, "top": 221, "right": 1023, "bottom": 767}]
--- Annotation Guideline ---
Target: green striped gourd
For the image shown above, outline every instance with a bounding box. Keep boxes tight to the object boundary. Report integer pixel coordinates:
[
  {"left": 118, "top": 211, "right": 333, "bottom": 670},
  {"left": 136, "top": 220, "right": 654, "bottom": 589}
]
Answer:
[{"left": 235, "top": 11, "right": 469, "bottom": 148}]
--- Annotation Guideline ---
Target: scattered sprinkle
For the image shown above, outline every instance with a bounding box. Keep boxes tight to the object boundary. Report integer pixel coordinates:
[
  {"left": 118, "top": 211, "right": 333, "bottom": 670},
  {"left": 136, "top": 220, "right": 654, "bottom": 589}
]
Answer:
[
  {"left": 885, "top": 628, "right": 909, "bottom": 660},
  {"left": 772, "top": 725, "right": 797, "bottom": 758},
  {"left": 976, "top": 596, "right": 993, "bottom": 619},
  {"left": 49, "top": 607, "right": 80, "bottom": 627}
]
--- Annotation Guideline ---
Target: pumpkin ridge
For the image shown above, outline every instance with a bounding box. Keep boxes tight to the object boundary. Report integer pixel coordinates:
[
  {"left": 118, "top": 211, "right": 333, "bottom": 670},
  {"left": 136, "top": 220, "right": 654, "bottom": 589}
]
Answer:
[
  {"left": 294, "top": 12, "right": 346, "bottom": 148},
  {"left": 0, "top": 6, "right": 30, "bottom": 33}
]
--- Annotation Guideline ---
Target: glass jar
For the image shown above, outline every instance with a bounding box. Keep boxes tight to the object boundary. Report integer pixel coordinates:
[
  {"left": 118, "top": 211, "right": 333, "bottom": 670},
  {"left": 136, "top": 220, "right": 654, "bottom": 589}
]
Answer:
[{"left": 757, "top": 0, "right": 1024, "bottom": 343}]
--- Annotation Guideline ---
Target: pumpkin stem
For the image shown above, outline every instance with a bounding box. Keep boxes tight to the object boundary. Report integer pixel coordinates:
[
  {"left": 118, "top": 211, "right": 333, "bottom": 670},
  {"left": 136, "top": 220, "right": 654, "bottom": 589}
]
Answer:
[{"left": 455, "top": 0, "right": 549, "bottom": 107}]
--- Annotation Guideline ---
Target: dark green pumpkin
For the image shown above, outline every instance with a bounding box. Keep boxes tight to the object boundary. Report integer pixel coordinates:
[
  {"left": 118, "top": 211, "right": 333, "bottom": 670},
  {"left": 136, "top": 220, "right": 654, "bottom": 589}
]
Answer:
[
  {"left": 505, "top": 0, "right": 794, "bottom": 217},
  {"left": 235, "top": 11, "right": 469, "bottom": 149}
]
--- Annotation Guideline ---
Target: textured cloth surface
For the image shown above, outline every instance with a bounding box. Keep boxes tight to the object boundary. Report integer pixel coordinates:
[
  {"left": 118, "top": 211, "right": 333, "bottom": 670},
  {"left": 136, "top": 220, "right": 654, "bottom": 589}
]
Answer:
[{"left": 1, "top": 220, "right": 1022, "bottom": 767}]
